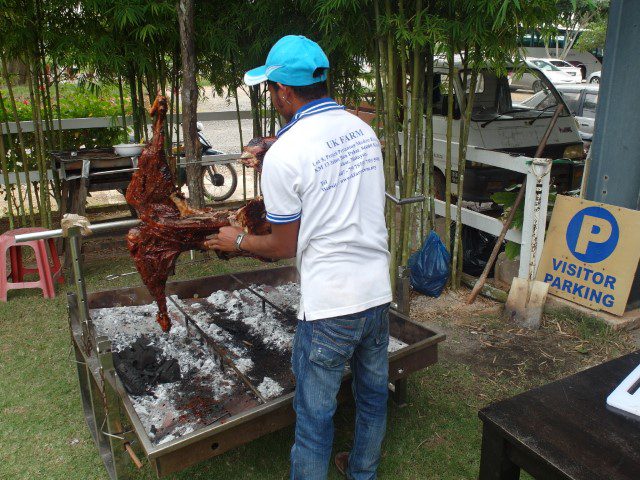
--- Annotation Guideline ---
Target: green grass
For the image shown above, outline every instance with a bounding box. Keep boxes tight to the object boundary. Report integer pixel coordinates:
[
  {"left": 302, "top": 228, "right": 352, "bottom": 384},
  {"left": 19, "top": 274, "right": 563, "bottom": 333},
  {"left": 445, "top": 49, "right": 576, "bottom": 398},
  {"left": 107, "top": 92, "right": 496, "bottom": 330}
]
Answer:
[{"left": 0, "top": 252, "right": 631, "bottom": 479}]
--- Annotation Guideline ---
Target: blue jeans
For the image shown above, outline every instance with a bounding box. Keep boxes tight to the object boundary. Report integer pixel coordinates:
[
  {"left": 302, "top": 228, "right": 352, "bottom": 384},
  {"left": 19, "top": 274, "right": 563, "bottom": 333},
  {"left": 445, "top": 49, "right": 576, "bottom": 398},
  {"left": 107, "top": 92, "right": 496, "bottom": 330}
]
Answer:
[{"left": 290, "top": 303, "right": 390, "bottom": 480}]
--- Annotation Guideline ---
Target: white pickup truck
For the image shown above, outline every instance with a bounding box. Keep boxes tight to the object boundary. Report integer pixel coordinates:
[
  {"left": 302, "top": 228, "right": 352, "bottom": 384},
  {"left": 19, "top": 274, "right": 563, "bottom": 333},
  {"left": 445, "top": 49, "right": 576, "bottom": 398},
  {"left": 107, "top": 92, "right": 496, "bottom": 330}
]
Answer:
[{"left": 429, "top": 58, "right": 584, "bottom": 201}]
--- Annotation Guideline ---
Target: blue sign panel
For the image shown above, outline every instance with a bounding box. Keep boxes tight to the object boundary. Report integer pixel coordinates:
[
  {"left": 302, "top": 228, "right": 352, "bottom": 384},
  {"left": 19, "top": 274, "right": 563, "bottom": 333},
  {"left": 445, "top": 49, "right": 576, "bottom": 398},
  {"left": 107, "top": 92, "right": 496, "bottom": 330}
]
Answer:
[{"left": 566, "top": 206, "right": 619, "bottom": 264}]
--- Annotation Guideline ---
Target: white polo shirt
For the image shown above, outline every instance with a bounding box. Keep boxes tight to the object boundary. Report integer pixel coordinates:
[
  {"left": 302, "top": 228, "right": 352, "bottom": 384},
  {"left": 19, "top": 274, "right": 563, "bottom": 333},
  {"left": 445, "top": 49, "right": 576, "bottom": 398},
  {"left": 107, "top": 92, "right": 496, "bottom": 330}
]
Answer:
[{"left": 261, "top": 98, "right": 392, "bottom": 320}]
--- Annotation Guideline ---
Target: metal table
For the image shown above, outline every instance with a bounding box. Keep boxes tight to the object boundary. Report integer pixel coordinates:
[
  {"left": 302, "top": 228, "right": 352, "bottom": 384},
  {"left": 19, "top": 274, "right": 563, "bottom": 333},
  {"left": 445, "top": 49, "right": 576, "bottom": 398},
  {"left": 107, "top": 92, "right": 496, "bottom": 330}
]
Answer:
[{"left": 51, "top": 148, "right": 139, "bottom": 217}]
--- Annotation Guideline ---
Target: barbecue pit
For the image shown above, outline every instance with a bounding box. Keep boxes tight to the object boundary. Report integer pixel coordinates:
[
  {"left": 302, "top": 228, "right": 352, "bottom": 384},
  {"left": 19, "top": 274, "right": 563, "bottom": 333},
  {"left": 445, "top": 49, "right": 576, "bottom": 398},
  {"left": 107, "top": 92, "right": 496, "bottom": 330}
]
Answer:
[{"left": 16, "top": 225, "right": 445, "bottom": 480}]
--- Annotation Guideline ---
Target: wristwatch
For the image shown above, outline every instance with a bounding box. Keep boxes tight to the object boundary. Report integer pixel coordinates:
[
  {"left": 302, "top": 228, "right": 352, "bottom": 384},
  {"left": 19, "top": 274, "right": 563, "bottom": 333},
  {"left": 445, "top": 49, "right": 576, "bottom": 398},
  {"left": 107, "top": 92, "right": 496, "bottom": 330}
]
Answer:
[{"left": 235, "top": 232, "right": 247, "bottom": 252}]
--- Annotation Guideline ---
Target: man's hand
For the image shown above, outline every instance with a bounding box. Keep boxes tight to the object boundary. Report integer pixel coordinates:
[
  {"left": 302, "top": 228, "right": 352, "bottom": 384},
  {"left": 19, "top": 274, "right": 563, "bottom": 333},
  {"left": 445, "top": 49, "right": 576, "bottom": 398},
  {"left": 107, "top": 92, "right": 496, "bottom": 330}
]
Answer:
[
  {"left": 204, "top": 220, "right": 300, "bottom": 260},
  {"left": 204, "top": 226, "right": 245, "bottom": 252}
]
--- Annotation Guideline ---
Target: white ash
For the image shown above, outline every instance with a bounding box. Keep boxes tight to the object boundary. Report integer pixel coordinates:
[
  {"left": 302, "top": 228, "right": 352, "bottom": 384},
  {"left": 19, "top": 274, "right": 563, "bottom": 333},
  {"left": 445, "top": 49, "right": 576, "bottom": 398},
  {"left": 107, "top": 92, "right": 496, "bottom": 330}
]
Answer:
[
  {"left": 91, "top": 300, "right": 240, "bottom": 445},
  {"left": 388, "top": 336, "right": 408, "bottom": 353},
  {"left": 253, "top": 282, "right": 301, "bottom": 312},
  {"left": 170, "top": 296, "right": 254, "bottom": 373},
  {"left": 257, "top": 376, "right": 284, "bottom": 399},
  {"left": 89, "top": 282, "right": 408, "bottom": 445},
  {"left": 205, "top": 284, "right": 298, "bottom": 352}
]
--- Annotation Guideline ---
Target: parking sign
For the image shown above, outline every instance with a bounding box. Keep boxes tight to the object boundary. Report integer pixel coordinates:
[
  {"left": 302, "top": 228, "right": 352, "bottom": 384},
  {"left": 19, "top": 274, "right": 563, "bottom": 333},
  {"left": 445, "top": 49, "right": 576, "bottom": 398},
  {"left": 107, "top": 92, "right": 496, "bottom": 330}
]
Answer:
[{"left": 536, "top": 195, "right": 640, "bottom": 315}]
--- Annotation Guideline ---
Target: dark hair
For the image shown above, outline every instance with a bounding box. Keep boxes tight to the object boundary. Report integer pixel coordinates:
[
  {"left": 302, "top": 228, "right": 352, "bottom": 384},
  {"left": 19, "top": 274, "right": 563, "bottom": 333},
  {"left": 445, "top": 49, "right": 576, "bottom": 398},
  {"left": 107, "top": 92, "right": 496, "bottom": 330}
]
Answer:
[{"left": 267, "top": 68, "right": 328, "bottom": 101}]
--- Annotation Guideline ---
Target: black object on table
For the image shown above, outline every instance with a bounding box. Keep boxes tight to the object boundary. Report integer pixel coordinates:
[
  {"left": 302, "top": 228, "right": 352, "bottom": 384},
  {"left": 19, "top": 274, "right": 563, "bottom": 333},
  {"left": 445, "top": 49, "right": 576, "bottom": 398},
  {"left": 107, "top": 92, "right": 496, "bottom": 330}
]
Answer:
[{"left": 478, "top": 350, "right": 640, "bottom": 480}]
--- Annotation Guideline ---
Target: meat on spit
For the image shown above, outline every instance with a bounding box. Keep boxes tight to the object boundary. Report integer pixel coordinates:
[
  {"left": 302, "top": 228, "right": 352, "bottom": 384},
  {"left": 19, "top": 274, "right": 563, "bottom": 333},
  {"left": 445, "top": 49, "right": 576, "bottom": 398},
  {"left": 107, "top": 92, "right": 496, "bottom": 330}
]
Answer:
[
  {"left": 125, "top": 95, "right": 272, "bottom": 332},
  {"left": 238, "top": 136, "right": 277, "bottom": 173}
]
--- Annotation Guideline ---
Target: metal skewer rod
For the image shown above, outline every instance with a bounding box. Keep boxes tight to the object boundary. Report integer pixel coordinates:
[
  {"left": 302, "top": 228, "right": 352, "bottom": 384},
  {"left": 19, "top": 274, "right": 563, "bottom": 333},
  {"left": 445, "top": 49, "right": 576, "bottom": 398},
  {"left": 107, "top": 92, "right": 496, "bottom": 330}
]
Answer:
[
  {"left": 166, "top": 296, "right": 267, "bottom": 404},
  {"left": 228, "top": 273, "right": 296, "bottom": 320},
  {"left": 14, "top": 218, "right": 141, "bottom": 243}
]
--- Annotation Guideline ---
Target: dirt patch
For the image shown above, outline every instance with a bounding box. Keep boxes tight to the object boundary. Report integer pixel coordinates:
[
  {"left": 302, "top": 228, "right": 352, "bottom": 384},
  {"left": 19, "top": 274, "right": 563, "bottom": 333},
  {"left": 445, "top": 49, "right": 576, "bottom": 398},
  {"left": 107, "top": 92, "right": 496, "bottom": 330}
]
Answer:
[{"left": 410, "top": 287, "right": 636, "bottom": 393}]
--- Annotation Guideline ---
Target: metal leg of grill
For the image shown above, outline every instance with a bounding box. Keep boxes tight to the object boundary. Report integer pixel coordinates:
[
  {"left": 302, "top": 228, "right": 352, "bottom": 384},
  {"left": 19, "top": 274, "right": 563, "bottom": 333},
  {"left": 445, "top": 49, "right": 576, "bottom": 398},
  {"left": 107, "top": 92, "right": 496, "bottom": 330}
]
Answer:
[
  {"left": 391, "top": 377, "right": 408, "bottom": 408},
  {"left": 97, "top": 337, "right": 132, "bottom": 480}
]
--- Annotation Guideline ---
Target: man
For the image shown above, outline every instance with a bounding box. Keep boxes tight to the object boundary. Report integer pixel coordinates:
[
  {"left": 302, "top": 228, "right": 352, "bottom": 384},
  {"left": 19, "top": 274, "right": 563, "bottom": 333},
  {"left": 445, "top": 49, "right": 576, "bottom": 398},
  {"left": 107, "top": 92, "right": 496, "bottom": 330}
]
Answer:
[{"left": 205, "top": 35, "right": 392, "bottom": 480}]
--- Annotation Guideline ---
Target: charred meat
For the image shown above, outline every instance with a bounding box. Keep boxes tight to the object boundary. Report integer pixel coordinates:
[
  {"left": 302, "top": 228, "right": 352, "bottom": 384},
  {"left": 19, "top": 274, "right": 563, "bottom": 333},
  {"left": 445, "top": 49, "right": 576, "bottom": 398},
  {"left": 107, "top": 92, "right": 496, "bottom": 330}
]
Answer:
[{"left": 125, "top": 95, "right": 272, "bottom": 332}]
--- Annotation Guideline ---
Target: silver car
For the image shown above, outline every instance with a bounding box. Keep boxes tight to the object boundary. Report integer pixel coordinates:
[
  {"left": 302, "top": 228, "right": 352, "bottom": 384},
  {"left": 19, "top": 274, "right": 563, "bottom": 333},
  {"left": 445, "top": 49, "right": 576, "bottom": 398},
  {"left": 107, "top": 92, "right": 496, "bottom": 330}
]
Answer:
[
  {"left": 518, "top": 83, "right": 599, "bottom": 136},
  {"left": 509, "top": 58, "right": 580, "bottom": 92}
]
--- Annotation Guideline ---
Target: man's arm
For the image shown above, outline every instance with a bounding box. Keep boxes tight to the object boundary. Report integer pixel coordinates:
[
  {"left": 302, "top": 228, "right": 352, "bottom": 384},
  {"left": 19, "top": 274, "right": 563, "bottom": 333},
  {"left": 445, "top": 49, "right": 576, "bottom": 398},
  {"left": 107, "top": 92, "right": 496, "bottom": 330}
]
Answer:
[{"left": 203, "top": 221, "right": 300, "bottom": 260}]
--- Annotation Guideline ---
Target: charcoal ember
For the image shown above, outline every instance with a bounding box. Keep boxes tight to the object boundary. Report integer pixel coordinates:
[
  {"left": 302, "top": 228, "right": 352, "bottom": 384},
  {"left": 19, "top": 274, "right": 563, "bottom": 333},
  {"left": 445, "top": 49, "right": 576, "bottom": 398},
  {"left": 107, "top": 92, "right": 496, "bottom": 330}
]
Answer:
[{"left": 113, "top": 337, "right": 181, "bottom": 396}]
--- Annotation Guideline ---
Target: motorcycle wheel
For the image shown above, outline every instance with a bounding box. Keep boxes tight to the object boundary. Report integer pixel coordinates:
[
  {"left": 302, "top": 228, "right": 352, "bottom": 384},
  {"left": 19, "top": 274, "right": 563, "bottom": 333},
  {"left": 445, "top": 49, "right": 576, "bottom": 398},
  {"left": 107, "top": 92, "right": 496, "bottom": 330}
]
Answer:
[{"left": 203, "top": 163, "right": 238, "bottom": 202}]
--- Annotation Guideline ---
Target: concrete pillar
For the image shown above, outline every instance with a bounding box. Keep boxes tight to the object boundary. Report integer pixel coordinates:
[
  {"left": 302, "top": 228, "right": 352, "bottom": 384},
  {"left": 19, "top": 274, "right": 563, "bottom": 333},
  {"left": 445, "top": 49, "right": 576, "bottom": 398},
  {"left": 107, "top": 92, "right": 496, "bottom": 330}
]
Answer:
[{"left": 585, "top": 0, "right": 640, "bottom": 209}]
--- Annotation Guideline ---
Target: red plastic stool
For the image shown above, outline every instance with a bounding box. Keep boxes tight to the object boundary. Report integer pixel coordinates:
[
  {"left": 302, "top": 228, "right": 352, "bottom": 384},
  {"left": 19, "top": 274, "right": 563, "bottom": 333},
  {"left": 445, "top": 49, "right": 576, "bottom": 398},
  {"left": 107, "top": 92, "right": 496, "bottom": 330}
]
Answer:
[{"left": 0, "top": 227, "right": 64, "bottom": 301}]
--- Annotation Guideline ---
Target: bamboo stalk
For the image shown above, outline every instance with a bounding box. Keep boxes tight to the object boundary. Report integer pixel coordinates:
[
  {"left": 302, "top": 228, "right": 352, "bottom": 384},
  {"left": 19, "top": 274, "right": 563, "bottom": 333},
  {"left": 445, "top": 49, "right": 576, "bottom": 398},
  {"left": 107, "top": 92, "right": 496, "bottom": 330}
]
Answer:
[
  {"left": 230, "top": 73, "right": 246, "bottom": 202},
  {"left": 415, "top": 53, "right": 426, "bottom": 244},
  {"left": 0, "top": 92, "right": 26, "bottom": 224},
  {"left": 175, "top": 84, "right": 180, "bottom": 157},
  {"left": 27, "top": 61, "right": 50, "bottom": 227},
  {"left": 452, "top": 65, "right": 478, "bottom": 289},
  {"left": 373, "top": 42, "right": 383, "bottom": 140},
  {"left": 398, "top": 0, "right": 408, "bottom": 187},
  {"left": 117, "top": 74, "right": 128, "bottom": 138},
  {"left": 0, "top": 126, "right": 14, "bottom": 228},
  {"left": 400, "top": 0, "right": 423, "bottom": 265},
  {"left": 424, "top": 47, "right": 435, "bottom": 231},
  {"left": 373, "top": 0, "right": 392, "bottom": 197},
  {"left": 53, "top": 62, "right": 63, "bottom": 150},
  {"left": 128, "top": 67, "right": 141, "bottom": 142},
  {"left": 2, "top": 52, "right": 36, "bottom": 226},
  {"left": 35, "top": 0, "right": 55, "bottom": 155},
  {"left": 444, "top": 50, "right": 455, "bottom": 254},
  {"left": 269, "top": 101, "right": 275, "bottom": 137},
  {"left": 36, "top": 49, "right": 61, "bottom": 208},
  {"left": 137, "top": 75, "right": 148, "bottom": 141},
  {"left": 384, "top": 0, "right": 399, "bottom": 286}
]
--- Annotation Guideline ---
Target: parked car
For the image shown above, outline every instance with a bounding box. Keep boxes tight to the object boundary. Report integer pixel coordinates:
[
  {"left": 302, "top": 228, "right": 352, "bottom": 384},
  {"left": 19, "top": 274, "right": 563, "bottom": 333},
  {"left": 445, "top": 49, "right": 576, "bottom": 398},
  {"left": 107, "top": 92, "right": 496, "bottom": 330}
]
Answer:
[
  {"left": 566, "top": 60, "right": 587, "bottom": 80},
  {"left": 546, "top": 58, "right": 583, "bottom": 80},
  {"left": 426, "top": 58, "right": 584, "bottom": 201},
  {"left": 588, "top": 70, "right": 601, "bottom": 84},
  {"left": 521, "top": 47, "right": 601, "bottom": 78},
  {"left": 518, "top": 84, "right": 599, "bottom": 153},
  {"left": 509, "top": 58, "right": 580, "bottom": 92},
  {"left": 519, "top": 84, "right": 599, "bottom": 135}
]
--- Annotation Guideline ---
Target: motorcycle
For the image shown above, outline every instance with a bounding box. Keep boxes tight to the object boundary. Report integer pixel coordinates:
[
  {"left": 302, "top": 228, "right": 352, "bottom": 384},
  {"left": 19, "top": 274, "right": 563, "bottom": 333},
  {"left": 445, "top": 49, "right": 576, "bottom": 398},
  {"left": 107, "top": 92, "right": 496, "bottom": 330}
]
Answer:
[{"left": 176, "top": 121, "right": 238, "bottom": 202}]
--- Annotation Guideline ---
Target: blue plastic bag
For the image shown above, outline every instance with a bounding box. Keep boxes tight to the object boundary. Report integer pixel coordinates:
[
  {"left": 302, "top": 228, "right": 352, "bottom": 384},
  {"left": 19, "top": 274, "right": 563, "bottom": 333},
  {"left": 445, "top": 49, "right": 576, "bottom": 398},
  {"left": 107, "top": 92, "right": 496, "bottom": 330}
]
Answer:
[{"left": 408, "top": 231, "right": 451, "bottom": 297}]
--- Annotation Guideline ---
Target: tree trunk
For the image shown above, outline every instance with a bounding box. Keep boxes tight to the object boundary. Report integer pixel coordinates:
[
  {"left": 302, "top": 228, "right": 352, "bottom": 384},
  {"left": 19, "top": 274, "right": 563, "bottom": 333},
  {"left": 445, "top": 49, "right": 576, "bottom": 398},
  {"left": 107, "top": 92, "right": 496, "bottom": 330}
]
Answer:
[{"left": 177, "top": 0, "right": 204, "bottom": 208}]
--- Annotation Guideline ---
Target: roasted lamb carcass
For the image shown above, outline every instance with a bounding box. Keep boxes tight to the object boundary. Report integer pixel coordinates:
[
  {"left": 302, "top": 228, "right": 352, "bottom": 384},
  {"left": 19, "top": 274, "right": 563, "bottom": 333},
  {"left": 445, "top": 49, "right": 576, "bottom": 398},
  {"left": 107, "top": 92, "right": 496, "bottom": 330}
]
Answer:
[{"left": 125, "top": 95, "right": 271, "bottom": 332}]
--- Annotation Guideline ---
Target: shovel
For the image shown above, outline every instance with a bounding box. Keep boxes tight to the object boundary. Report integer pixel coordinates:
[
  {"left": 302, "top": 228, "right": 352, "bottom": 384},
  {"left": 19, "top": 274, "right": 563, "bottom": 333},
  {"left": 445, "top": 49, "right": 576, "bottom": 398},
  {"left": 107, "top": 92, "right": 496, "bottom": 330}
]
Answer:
[
  {"left": 504, "top": 158, "right": 551, "bottom": 329},
  {"left": 467, "top": 105, "right": 564, "bottom": 329}
]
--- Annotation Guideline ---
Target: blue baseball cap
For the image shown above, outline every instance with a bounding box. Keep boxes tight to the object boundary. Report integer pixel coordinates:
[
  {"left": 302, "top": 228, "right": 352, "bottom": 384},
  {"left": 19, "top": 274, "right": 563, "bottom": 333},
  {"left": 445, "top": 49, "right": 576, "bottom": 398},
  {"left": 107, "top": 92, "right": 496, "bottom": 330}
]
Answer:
[{"left": 244, "top": 35, "right": 329, "bottom": 87}]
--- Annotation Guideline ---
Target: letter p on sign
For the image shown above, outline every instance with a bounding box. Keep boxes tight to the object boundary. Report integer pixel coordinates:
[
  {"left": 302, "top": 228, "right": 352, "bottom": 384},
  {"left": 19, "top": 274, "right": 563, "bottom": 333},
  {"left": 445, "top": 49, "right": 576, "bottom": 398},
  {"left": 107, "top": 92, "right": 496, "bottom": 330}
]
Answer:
[
  {"left": 575, "top": 215, "right": 613, "bottom": 254},
  {"left": 566, "top": 206, "right": 619, "bottom": 263}
]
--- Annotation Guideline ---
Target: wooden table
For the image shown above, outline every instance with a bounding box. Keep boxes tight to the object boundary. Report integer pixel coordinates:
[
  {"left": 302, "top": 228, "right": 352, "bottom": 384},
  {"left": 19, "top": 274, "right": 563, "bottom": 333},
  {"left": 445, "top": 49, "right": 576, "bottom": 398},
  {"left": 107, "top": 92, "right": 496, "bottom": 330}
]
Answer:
[{"left": 478, "top": 350, "right": 640, "bottom": 480}]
